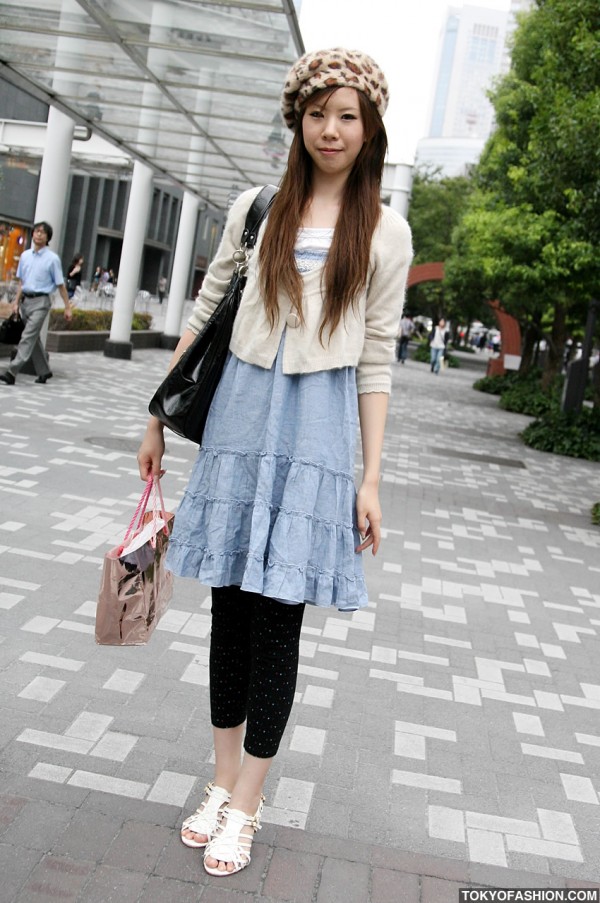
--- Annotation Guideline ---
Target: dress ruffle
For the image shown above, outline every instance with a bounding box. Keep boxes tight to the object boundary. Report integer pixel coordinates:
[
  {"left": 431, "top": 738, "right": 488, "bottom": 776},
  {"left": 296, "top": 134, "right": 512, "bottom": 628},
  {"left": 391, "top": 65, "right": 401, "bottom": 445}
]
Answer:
[
  {"left": 166, "top": 337, "right": 368, "bottom": 611},
  {"left": 166, "top": 450, "right": 367, "bottom": 610}
]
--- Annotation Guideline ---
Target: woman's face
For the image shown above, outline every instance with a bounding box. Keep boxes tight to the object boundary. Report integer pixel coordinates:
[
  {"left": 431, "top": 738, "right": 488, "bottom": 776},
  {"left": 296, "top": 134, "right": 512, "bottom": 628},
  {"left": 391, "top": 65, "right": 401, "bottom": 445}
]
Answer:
[{"left": 301, "top": 87, "right": 365, "bottom": 179}]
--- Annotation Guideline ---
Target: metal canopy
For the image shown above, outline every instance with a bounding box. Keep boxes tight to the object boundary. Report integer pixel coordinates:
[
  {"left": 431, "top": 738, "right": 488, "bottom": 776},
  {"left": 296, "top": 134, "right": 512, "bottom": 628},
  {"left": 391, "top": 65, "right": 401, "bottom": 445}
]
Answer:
[{"left": 0, "top": 0, "right": 303, "bottom": 209}]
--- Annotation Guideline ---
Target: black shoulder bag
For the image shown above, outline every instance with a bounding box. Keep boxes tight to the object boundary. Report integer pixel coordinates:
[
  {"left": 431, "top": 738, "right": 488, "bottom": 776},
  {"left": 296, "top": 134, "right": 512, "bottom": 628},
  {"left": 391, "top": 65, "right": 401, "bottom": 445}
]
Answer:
[{"left": 148, "top": 185, "right": 277, "bottom": 444}]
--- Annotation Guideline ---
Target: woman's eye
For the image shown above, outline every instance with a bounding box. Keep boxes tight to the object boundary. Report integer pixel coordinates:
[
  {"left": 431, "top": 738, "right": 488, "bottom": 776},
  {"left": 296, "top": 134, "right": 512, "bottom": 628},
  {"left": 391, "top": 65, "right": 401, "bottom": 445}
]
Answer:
[
  {"left": 309, "top": 110, "right": 323, "bottom": 118},
  {"left": 342, "top": 114, "right": 357, "bottom": 121}
]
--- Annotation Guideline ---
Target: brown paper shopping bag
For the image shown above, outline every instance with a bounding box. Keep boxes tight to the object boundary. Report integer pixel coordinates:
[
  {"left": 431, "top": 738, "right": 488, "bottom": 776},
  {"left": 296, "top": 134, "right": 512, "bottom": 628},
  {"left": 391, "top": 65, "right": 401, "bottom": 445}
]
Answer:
[{"left": 96, "top": 477, "right": 174, "bottom": 645}]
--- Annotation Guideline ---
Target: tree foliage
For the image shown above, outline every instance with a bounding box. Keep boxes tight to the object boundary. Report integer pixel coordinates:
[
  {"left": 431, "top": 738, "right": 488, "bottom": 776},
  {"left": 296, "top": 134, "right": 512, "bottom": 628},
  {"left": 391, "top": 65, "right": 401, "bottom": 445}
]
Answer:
[
  {"left": 444, "top": 0, "right": 600, "bottom": 378},
  {"left": 405, "top": 167, "right": 473, "bottom": 321}
]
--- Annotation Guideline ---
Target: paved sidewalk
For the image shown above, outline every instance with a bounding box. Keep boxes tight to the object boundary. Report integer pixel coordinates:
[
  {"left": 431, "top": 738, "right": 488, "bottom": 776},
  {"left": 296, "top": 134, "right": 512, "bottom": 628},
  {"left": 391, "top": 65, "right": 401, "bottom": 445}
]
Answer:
[{"left": 0, "top": 344, "right": 599, "bottom": 902}]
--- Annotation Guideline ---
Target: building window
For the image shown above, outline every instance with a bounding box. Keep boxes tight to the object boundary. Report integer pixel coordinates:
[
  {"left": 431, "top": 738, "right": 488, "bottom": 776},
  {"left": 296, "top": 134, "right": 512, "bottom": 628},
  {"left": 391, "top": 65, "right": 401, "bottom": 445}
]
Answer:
[{"left": 469, "top": 34, "right": 497, "bottom": 64}]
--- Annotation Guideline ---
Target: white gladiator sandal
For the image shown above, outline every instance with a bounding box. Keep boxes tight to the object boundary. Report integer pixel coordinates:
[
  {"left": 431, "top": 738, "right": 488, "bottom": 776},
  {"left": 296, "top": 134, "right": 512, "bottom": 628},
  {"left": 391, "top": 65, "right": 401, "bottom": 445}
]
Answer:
[
  {"left": 180, "top": 782, "right": 231, "bottom": 849},
  {"left": 203, "top": 796, "right": 264, "bottom": 876}
]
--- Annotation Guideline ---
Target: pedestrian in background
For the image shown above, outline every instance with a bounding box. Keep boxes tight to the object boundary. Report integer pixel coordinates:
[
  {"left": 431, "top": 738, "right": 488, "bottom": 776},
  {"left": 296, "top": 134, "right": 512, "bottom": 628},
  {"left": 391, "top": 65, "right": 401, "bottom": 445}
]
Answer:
[
  {"left": 138, "top": 47, "right": 412, "bottom": 878},
  {"left": 66, "top": 253, "right": 84, "bottom": 298},
  {"left": 91, "top": 266, "right": 101, "bottom": 291},
  {"left": 429, "top": 317, "right": 448, "bottom": 374},
  {"left": 396, "top": 312, "right": 414, "bottom": 363},
  {"left": 0, "top": 221, "right": 72, "bottom": 385},
  {"left": 157, "top": 274, "right": 167, "bottom": 304}
]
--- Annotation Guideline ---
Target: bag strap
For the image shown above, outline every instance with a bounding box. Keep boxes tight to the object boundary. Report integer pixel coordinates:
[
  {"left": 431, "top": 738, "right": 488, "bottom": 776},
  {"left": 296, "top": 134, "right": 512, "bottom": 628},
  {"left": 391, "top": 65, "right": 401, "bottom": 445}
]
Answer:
[
  {"left": 240, "top": 185, "right": 278, "bottom": 251},
  {"left": 121, "top": 476, "right": 169, "bottom": 552},
  {"left": 121, "top": 477, "right": 153, "bottom": 549}
]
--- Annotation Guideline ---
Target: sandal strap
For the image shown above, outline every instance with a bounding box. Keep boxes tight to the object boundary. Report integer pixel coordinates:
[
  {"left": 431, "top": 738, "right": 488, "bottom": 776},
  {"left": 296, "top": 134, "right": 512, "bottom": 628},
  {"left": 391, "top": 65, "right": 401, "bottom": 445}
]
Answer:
[
  {"left": 204, "top": 800, "right": 265, "bottom": 867},
  {"left": 181, "top": 782, "right": 230, "bottom": 833}
]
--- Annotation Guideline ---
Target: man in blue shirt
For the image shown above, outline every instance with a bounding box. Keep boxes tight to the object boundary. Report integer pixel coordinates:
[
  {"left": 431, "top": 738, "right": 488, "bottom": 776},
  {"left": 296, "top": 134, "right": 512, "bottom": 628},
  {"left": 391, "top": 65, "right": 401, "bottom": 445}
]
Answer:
[{"left": 0, "top": 221, "right": 72, "bottom": 385}]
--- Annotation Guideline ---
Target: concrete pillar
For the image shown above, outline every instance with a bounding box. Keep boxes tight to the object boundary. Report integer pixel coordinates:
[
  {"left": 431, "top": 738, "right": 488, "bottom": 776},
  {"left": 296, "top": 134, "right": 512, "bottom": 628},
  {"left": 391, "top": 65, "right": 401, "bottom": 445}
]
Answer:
[
  {"left": 162, "top": 191, "right": 200, "bottom": 349},
  {"left": 34, "top": 106, "right": 74, "bottom": 250},
  {"left": 161, "top": 59, "right": 212, "bottom": 349},
  {"left": 382, "top": 162, "right": 414, "bottom": 220},
  {"left": 23, "top": 104, "right": 75, "bottom": 368},
  {"left": 104, "top": 161, "right": 153, "bottom": 360}
]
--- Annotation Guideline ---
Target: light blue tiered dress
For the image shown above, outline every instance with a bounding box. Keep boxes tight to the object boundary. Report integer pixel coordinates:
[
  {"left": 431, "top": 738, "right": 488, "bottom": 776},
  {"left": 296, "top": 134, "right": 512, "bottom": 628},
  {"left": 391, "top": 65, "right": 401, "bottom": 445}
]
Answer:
[{"left": 166, "top": 230, "right": 368, "bottom": 611}]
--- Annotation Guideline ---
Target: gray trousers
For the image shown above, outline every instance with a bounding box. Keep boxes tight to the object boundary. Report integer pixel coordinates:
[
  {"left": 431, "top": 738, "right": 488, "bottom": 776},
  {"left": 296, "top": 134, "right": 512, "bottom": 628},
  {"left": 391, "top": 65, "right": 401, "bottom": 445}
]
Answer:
[{"left": 9, "top": 295, "right": 52, "bottom": 377}]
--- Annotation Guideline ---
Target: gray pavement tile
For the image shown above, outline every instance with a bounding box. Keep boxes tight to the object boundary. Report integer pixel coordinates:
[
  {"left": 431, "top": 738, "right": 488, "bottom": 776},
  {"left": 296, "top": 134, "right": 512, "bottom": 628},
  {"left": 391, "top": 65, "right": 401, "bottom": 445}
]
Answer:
[
  {"left": 421, "top": 875, "right": 464, "bottom": 903},
  {"left": 315, "top": 857, "right": 370, "bottom": 903},
  {"left": 16, "top": 853, "right": 95, "bottom": 902},
  {"left": 198, "top": 887, "right": 260, "bottom": 903},
  {"left": 138, "top": 875, "right": 200, "bottom": 903},
  {"left": 0, "top": 798, "right": 74, "bottom": 851},
  {"left": 565, "top": 879, "right": 600, "bottom": 890},
  {"left": 0, "top": 842, "right": 43, "bottom": 902},
  {"left": 548, "top": 860, "right": 600, "bottom": 883},
  {"left": 371, "top": 845, "right": 470, "bottom": 882},
  {"left": 51, "top": 809, "right": 123, "bottom": 860},
  {"left": 467, "top": 863, "right": 566, "bottom": 888},
  {"left": 509, "top": 852, "right": 552, "bottom": 875},
  {"left": 0, "top": 795, "right": 30, "bottom": 832},
  {"left": 261, "top": 846, "right": 320, "bottom": 903},
  {"left": 101, "top": 819, "right": 172, "bottom": 872},
  {"left": 76, "top": 864, "right": 148, "bottom": 903},
  {"left": 372, "top": 867, "right": 420, "bottom": 903},
  {"left": 81, "top": 792, "right": 179, "bottom": 826},
  {"left": 3, "top": 774, "right": 90, "bottom": 808},
  {"left": 273, "top": 825, "right": 372, "bottom": 864},
  {"left": 307, "top": 798, "right": 351, "bottom": 838}
]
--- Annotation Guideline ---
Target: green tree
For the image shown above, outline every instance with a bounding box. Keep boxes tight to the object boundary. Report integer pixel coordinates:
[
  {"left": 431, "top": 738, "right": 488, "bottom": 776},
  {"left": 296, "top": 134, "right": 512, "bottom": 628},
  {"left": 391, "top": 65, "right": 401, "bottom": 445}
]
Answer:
[
  {"left": 446, "top": 0, "right": 600, "bottom": 382},
  {"left": 406, "top": 167, "right": 473, "bottom": 331}
]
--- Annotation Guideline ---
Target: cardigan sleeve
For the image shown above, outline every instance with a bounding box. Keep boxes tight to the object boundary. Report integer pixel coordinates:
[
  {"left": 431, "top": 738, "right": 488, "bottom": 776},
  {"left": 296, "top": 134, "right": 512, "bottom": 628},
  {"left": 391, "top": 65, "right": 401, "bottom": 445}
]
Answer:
[
  {"left": 356, "top": 208, "right": 413, "bottom": 394},
  {"left": 186, "top": 187, "right": 262, "bottom": 335}
]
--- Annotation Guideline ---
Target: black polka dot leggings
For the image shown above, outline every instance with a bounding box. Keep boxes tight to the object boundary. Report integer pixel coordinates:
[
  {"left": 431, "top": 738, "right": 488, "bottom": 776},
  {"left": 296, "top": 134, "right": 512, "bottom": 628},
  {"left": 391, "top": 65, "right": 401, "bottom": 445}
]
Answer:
[{"left": 209, "top": 585, "right": 306, "bottom": 759}]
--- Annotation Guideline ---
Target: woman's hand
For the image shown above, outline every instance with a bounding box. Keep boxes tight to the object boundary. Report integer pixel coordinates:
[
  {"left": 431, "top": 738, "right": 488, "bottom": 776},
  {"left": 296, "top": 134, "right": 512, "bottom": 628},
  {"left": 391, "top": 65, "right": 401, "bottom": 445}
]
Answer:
[
  {"left": 137, "top": 418, "right": 165, "bottom": 481},
  {"left": 355, "top": 480, "right": 382, "bottom": 555}
]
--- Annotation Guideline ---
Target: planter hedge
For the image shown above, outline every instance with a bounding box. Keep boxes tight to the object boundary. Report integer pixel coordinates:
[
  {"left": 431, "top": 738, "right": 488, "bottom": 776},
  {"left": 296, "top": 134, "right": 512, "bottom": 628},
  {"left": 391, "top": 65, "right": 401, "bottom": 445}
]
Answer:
[
  {"left": 46, "top": 329, "right": 162, "bottom": 352},
  {"left": 521, "top": 407, "right": 600, "bottom": 462},
  {"left": 49, "top": 309, "right": 152, "bottom": 331}
]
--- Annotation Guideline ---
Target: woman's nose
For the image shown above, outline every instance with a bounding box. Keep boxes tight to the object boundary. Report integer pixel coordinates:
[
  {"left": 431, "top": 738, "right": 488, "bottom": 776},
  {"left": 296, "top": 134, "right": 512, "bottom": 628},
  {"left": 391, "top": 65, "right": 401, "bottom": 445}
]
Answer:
[{"left": 321, "top": 115, "right": 339, "bottom": 138}]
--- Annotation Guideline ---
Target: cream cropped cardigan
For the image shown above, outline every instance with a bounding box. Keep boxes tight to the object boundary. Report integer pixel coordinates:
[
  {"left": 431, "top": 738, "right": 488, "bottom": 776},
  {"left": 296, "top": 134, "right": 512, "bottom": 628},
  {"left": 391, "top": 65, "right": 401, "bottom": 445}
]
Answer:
[{"left": 187, "top": 187, "right": 413, "bottom": 394}]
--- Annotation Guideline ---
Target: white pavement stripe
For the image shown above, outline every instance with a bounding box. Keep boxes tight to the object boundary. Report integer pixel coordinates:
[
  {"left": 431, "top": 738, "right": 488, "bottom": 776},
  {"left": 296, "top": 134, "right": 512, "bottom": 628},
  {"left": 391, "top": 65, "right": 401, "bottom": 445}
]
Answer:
[
  {"left": 18, "top": 677, "right": 65, "bottom": 702},
  {"left": 20, "top": 652, "right": 84, "bottom": 671},
  {"left": 392, "top": 770, "right": 462, "bottom": 794},
  {"left": 67, "top": 770, "right": 149, "bottom": 799}
]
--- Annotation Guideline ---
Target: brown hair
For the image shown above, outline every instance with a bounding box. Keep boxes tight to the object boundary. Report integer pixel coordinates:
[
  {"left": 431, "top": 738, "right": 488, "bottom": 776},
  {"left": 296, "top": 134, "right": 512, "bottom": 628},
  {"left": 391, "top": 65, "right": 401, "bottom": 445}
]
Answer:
[{"left": 258, "top": 88, "right": 387, "bottom": 342}]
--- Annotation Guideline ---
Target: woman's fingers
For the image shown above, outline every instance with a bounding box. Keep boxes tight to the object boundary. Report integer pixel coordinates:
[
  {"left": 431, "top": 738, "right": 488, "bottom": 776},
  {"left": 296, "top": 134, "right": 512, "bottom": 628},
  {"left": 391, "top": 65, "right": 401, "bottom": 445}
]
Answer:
[{"left": 355, "top": 521, "right": 381, "bottom": 555}]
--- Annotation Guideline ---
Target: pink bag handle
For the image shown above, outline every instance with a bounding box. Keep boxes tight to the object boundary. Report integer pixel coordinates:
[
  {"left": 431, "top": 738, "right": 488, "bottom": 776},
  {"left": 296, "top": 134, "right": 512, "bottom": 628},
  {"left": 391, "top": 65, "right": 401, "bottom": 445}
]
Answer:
[
  {"left": 120, "top": 476, "right": 169, "bottom": 552},
  {"left": 150, "top": 476, "right": 170, "bottom": 547},
  {"left": 122, "top": 477, "right": 153, "bottom": 549}
]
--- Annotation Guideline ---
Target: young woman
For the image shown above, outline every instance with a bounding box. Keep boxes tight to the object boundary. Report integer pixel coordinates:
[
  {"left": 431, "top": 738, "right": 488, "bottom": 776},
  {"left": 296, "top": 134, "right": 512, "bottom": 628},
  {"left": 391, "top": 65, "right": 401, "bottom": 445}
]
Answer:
[
  {"left": 66, "top": 253, "right": 84, "bottom": 298},
  {"left": 429, "top": 317, "right": 448, "bottom": 373},
  {"left": 137, "top": 47, "right": 412, "bottom": 878}
]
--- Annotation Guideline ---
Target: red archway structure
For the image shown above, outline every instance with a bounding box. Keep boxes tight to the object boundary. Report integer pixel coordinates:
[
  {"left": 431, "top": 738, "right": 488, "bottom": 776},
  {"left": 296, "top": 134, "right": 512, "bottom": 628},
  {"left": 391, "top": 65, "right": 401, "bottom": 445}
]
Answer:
[
  {"left": 407, "top": 262, "right": 445, "bottom": 288},
  {"left": 406, "top": 261, "right": 521, "bottom": 376},
  {"left": 486, "top": 300, "right": 522, "bottom": 377}
]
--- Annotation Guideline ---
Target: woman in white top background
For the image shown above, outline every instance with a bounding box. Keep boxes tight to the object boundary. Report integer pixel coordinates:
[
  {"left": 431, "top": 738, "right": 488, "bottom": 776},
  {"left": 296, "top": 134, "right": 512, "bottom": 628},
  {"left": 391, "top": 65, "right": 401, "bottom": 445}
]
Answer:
[
  {"left": 138, "top": 47, "right": 412, "bottom": 877},
  {"left": 429, "top": 316, "right": 449, "bottom": 374}
]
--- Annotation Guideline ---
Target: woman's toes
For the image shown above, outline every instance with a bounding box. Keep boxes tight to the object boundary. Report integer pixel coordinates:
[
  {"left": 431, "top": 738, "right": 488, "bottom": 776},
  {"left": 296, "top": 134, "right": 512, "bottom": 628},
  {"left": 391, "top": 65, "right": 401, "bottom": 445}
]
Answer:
[{"left": 183, "top": 829, "right": 207, "bottom": 844}]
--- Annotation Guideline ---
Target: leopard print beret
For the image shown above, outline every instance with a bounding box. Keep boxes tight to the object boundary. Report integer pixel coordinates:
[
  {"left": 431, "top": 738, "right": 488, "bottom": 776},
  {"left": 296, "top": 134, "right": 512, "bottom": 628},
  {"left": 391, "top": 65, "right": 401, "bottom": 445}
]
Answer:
[{"left": 281, "top": 48, "right": 389, "bottom": 129}]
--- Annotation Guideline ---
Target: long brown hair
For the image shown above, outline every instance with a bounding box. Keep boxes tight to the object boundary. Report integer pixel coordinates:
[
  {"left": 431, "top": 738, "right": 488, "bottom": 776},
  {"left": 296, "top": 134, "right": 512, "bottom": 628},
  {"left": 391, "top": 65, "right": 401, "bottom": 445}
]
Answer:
[{"left": 258, "top": 88, "right": 388, "bottom": 341}]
